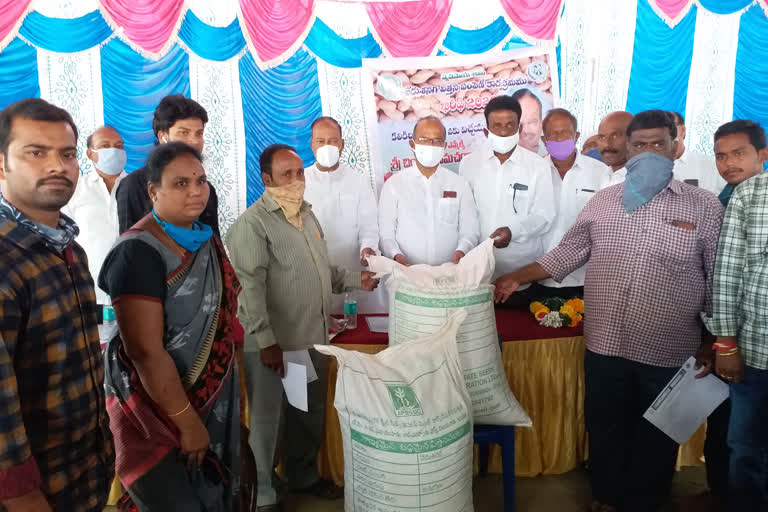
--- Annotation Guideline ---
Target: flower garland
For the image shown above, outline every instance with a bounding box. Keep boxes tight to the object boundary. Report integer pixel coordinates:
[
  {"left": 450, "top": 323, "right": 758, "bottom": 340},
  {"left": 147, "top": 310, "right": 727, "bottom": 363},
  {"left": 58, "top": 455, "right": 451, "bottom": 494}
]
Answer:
[{"left": 530, "top": 297, "right": 584, "bottom": 328}]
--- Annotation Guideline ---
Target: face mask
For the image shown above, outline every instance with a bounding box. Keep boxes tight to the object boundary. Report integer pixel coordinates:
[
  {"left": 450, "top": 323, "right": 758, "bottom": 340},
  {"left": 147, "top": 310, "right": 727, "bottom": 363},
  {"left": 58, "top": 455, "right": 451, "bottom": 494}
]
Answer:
[
  {"left": 93, "top": 148, "right": 127, "bottom": 175},
  {"left": 585, "top": 148, "right": 603, "bottom": 162},
  {"left": 622, "top": 152, "right": 674, "bottom": 213},
  {"left": 267, "top": 180, "right": 306, "bottom": 230},
  {"left": 412, "top": 144, "right": 445, "bottom": 168},
  {"left": 488, "top": 132, "right": 519, "bottom": 154},
  {"left": 546, "top": 139, "right": 576, "bottom": 161},
  {"left": 315, "top": 145, "right": 340, "bottom": 168},
  {"left": 152, "top": 210, "right": 213, "bottom": 251}
]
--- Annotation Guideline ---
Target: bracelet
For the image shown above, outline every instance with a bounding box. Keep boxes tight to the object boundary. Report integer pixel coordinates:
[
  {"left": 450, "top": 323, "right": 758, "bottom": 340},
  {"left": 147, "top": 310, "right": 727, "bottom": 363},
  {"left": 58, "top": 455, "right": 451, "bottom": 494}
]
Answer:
[
  {"left": 719, "top": 349, "right": 739, "bottom": 356},
  {"left": 713, "top": 341, "right": 738, "bottom": 352},
  {"left": 168, "top": 402, "right": 191, "bottom": 417}
]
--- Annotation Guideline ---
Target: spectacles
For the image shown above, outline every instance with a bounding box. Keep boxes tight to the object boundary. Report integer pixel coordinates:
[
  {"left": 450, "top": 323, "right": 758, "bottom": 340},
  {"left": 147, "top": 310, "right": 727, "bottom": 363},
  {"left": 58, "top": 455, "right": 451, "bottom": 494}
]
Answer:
[{"left": 414, "top": 137, "right": 446, "bottom": 146}]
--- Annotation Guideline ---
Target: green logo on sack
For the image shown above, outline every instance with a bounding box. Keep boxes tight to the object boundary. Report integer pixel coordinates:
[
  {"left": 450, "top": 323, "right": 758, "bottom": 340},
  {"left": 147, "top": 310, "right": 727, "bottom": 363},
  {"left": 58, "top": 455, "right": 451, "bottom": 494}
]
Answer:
[{"left": 386, "top": 385, "right": 423, "bottom": 417}]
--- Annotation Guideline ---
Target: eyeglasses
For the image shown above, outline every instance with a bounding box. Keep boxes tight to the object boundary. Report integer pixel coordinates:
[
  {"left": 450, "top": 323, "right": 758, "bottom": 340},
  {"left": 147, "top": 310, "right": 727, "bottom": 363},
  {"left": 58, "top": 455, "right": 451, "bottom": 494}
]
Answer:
[{"left": 414, "top": 137, "right": 446, "bottom": 146}]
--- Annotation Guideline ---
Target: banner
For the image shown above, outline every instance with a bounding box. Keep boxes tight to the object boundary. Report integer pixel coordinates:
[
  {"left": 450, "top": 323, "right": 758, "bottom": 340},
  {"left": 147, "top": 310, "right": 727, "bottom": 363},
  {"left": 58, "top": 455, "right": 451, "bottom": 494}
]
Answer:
[{"left": 362, "top": 48, "right": 560, "bottom": 191}]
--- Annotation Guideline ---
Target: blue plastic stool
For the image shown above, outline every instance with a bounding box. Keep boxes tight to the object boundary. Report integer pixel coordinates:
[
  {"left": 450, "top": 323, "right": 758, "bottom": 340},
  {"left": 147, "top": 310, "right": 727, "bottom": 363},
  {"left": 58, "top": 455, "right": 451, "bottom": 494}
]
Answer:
[{"left": 474, "top": 425, "right": 516, "bottom": 512}]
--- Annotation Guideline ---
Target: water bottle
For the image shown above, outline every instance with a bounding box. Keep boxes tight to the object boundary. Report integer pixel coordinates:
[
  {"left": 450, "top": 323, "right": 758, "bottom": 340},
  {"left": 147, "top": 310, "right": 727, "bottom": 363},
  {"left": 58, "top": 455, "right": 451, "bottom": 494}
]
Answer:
[
  {"left": 343, "top": 293, "right": 358, "bottom": 330},
  {"left": 103, "top": 295, "right": 117, "bottom": 337}
]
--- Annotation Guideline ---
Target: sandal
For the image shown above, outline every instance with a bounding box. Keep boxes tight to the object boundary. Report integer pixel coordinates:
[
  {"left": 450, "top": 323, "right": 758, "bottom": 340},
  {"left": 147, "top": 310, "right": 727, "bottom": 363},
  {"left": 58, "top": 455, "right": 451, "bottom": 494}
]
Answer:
[{"left": 296, "top": 478, "right": 344, "bottom": 500}]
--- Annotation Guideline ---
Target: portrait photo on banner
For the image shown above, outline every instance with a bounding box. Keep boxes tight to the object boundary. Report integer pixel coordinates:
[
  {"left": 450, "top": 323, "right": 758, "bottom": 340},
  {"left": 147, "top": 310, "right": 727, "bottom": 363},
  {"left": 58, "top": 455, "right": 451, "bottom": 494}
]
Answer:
[{"left": 362, "top": 48, "right": 560, "bottom": 192}]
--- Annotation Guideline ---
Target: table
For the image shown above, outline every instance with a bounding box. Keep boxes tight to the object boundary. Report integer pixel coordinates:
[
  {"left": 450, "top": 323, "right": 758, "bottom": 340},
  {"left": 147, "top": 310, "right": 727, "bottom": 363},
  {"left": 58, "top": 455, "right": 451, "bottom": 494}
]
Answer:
[{"left": 317, "top": 310, "right": 705, "bottom": 486}]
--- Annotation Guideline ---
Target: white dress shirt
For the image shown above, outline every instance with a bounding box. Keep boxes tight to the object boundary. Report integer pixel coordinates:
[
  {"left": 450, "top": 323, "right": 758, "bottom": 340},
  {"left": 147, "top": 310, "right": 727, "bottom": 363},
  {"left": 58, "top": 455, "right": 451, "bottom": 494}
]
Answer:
[
  {"left": 304, "top": 163, "right": 385, "bottom": 313},
  {"left": 459, "top": 143, "right": 555, "bottom": 280},
  {"left": 540, "top": 153, "right": 612, "bottom": 288},
  {"left": 378, "top": 165, "right": 480, "bottom": 265},
  {"left": 601, "top": 166, "right": 627, "bottom": 188},
  {"left": 673, "top": 148, "right": 726, "bottom": 195}
]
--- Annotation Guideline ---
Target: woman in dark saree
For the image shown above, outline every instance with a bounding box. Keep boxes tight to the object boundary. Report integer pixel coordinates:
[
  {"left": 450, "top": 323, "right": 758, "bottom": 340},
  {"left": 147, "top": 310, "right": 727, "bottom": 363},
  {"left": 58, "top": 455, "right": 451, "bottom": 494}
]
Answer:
[{"left": 99, "top": 142, "right": 246, "bottom": 511}]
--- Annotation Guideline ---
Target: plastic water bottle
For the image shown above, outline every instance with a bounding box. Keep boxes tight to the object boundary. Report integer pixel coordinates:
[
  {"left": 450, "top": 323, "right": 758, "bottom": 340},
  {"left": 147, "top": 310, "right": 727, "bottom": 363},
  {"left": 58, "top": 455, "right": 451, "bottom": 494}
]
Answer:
[
  {"left": 344, "top": 293, "right": 358, "bottom": 330},
  {"left": 103, "top": 295, "right": 117, "bottom": 337}
]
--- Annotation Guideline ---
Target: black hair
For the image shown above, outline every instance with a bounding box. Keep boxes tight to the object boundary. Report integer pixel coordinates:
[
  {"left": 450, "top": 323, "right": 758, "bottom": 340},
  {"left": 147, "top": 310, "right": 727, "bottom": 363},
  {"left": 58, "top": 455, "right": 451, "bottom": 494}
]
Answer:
[
  {"left": 146, "top": 142, "right": 203, "bottom": 185},
  {"left": 543, "top": 108, "right": 578, "bottom": 134},
  {"left": 152, "top": 94, "right": 208, "bottom": 140},
  {"left": 714, "top": 120, "right": 767, "bottom": 151},
  {"left": 86, "top": 125, "right": 120, "bottom": 149},
  {"left": 511, "top": 88, "right": 542, "bottom": 108},
  {"left": 626, "top": 110, "right": 677, "bottom": 139},
  {"left": 0, "top": 98, "right": 78, "bottom": 154},
  {"left": 311, "top": 116, "right": 342, "bottom": 137},
  {"left": 670, "top": 112, "right": 684, "bottom": 125},
  {"left": 260, "top": 144, "right": 297, "bottom": 177},
  {"left": 484, "top": 95, "right": 523, "bottom": 125},
  {"left": 413, "top": 116, "right": 447, "bottom": 139}
]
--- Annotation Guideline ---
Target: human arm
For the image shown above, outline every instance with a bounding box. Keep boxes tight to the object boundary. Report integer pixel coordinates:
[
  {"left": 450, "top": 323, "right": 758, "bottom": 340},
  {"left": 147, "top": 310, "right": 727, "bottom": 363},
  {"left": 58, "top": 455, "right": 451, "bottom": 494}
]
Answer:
[
  {"left": 456, "top": 179, "right": 480, "bottom": 255},
  {"left": 378, "top": 180, "right": 403, "bottom": 260},
  {"left": 357, "top": 178, "right": 379, "bottom": 266},
  {"left": 493, "top": 263, "right": 551, "bottom": 302}
]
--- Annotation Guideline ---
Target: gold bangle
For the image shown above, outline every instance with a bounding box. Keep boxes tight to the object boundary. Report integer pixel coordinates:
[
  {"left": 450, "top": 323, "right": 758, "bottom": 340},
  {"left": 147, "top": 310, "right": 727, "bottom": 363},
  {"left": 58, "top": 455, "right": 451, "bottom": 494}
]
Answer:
[
  {"left": 719, "top": 350, "right": 739, "bottom": 356},
  {"left": 168, "top": 402, "right": 191, "bottom": 417}
]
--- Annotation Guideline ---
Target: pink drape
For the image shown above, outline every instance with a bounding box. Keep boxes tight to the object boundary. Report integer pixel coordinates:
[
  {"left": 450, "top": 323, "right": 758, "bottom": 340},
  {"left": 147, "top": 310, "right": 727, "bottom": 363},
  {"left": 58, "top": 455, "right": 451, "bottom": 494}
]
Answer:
[
  {"left": 648, "top": 0, "right": 694, "bottom": 27},
  {"left": 366, "top": 0, "right": 453, "bottom": 57},
  {"left": 0, "top": 0, "right": 31, "bottom": 50},
  {"left": 499, "top": 0, "right": 562, "bottom": 41},
  {"left": 99, "top": 0, "right": 186, "bottom": 56},
  {"left": 239, "top": 0, "right": 315, "bottom": 68}
]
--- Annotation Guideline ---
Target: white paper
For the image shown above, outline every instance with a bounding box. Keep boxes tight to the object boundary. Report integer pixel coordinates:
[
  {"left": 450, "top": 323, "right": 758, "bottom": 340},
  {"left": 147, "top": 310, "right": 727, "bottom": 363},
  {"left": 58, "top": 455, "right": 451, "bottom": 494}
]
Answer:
[
  {"left": 281, "top": 362, "right": 308, "bottom": 412},
  {"left": 366, "top": 316, "right": 389, "bottom": 333},
  {"left": 643, "top": 356, "right": 730, "bottom": 444},
  {"left": 283, "top": 349, "right": 318, "bottom": 383}
]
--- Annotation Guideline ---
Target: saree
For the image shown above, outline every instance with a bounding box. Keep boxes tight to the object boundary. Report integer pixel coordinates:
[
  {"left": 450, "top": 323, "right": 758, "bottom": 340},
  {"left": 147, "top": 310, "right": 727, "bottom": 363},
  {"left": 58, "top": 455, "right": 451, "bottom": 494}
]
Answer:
[{"left": 103, "top": 219, "right": 242, "bottom": 511}]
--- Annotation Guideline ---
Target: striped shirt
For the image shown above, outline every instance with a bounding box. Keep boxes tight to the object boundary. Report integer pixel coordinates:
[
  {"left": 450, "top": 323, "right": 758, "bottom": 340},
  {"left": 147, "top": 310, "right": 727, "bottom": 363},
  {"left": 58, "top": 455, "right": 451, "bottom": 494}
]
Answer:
[
  {"left": 226, "top": 191, "right": 361, "bottom": 352},
  {"left": 0, "top": 215, "right": 114, "bottom": 510},
  {"left": 538, "top": 180, "right": 723, "bottom": 367},
  {"left": 704, "top": 172, "right": 768, "bottom": 370}
]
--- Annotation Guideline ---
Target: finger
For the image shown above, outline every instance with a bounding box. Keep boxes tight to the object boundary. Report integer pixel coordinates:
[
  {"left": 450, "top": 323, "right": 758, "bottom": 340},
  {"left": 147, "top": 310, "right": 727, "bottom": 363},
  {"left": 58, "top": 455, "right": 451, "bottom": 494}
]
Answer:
[
  {"left": 196, "top": 449, "right": 207, "bottom": 468},
  {"left": 695, "top": 363, "right": 712, "bottom": 379}
]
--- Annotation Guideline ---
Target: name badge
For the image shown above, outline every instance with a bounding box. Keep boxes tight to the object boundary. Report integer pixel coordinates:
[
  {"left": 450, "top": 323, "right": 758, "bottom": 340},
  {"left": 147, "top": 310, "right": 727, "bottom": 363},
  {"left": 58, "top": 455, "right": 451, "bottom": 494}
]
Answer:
[{"left": 443, "top": 190, "right": 457, "bottom": 198}]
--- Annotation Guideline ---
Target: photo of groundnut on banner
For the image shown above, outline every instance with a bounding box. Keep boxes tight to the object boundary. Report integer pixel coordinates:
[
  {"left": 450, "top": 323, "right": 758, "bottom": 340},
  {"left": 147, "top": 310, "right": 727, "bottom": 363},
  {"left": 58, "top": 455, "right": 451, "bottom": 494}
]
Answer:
[{"left": 361, "top": 48, "right": 560, "bottom": 191}]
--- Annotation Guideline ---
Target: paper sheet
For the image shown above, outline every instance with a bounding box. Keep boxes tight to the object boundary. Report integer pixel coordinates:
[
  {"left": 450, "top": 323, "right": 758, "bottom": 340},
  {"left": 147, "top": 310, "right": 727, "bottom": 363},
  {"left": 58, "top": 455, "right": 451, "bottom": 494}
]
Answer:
[
  {"left": 283, "top": 349, "right": 318, "bottom": 383},
  {"left": 281, "top": 362, "right": 308, "bottom": 412},
  {"left": 366, "top": 316, "right": 389, "bottom": 333},
  {"left": 643, "top": 357, "right": 730, "bottom": 444}
]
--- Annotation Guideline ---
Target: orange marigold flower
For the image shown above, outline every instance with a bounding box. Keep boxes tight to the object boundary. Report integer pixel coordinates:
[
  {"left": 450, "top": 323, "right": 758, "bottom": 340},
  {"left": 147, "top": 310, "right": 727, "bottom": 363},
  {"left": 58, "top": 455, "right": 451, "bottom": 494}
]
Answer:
[{"left": 564, "top": 298, "right": 584, "bottom": 314}]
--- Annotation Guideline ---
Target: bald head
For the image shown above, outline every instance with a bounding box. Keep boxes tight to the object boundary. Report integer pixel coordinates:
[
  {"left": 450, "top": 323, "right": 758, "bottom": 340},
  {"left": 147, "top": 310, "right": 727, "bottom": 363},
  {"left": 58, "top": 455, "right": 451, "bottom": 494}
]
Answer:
[
  {"left": 597, "top": 111, "right": 633, "bottom": 171},
  {"left": 413, "top": 117, "right": 447, "bottom": 141},
  {"left": 87, "top": 125, "right": 123, "bottom": 150}
]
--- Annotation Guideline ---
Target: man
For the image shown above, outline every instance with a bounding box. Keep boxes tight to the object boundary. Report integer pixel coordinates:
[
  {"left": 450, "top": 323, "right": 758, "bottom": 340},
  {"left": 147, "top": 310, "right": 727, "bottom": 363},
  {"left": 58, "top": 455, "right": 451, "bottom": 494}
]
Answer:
[
  {"left": 538, "top": 108, "right": 611, "bottom": 298},
  {"left": 582, "top": 134, "right": 600, "bottom": 155},
  {"left": 62, "top": 125, "right": 127, "bottom": 346},
  {"left": 226, "top": 144, "right": 378, "bottom": 510},
  {"left": 495, "top": 110, "right": 723, "bottom": 512},
  {"left": 704, "top": 120, "right": 768, "bottom": 511},
  {"left": 0, "top": 98, "right": 114, "bottom": 511},
  {"left": 304, "top": 116, "right": 383, "bottom": 313},
  {"left": 379, "top": 117, "right": 479, "bottom": 266},
  {"left": 671, "top": 112, "right": 726, "bottom": 195},
  {"left": 116, "top": 94, "right": 220, "bottom": 235},
  {"left": 597, "top": 111, "right": 634, "bottom": 187},
  {"left": 511, "top": 88, "right": 545, "bottom": 155},
  {"left": 459, "top": 95, "right": 554, "bottom": 305}
]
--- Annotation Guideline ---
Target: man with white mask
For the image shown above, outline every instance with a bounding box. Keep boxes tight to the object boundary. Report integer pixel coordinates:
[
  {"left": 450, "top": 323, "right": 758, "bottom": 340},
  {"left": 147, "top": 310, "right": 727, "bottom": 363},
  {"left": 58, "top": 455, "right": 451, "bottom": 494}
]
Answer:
[
  {"left": 62, "top": 125, "right": 127, "bottom": 346},
  {"left": 459, "top": 95, "right": 555, "bottom": 308},
  {"left": 304, "top": 117, "right": 383, "bottom": 313},
  {"left": 379, "top": 116, "right": 479, "bottom": 266}
]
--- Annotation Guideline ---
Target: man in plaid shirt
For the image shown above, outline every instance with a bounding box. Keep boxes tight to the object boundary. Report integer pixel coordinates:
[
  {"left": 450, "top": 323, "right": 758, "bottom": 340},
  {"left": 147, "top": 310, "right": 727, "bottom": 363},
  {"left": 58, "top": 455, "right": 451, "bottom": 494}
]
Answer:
[
  {"left": 705, "top": 121, "right": 768, "bottom": 510},
  {"left": 0, "top": 99, "right": 114, "bottom": 511},
  {"left": 495, "top": 110, "right": 723, "bottom": 512}
]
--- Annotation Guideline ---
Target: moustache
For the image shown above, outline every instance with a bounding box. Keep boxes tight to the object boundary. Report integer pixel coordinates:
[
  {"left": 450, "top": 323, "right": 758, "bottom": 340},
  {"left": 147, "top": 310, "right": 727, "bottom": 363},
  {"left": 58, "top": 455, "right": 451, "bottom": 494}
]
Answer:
[
  {"left": 600, "top": 148, "right": 618, "bottom": 154},
  {"left": 38, "top": 177, "right": 73, "bottom": 187}
]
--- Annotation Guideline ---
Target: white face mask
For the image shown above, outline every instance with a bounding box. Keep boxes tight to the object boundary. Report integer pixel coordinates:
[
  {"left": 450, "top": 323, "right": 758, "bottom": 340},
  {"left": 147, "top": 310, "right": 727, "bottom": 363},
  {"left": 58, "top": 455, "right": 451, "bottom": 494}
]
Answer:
[
  {"left": 93, "top": 148, "right": 127, "bottom": 176},
  {"left": 315, "top": 145, "right": 340, "bottom": 168},
  {"left": 488, "top": 131, "right": 519, "bottom": 154},
  {"left": 412, "top": 143, "right": 445, "bottom": 168}
]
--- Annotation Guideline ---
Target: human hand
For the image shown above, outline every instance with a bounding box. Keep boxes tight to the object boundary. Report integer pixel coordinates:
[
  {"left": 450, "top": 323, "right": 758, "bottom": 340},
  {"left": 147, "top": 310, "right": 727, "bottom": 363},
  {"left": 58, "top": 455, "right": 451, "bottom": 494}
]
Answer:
[
  {"left": 261, "top": 344, "right": 284, "bottom": 377},
  {"left": 361, "top": 271, "right": 380, "bottom": 291},
  {"left": 177, "top": 411, "right": 210, "bottom": 469},
  {"left": 694, "top": 343, "right": 715, "bottom": 379},
  {"left": 3, "top": 490, "right": 53, "bottom": 512},
  {"left": 452, "top": 251, "right": 465, "bottom": 264},
  {"left": 490, "top": 227, "right": 512, "bottom": 248},
  {"left": 714, "top": 336, "right": 745, "bottom": 383},
  {"left": 360, "top": 248, "right": 376, "bottom": 267},
  {"left": 394, "top": 254, "right": 410, "bottom": 267},
  {"left": 493, "top": 273, "right": 521, "bottom": 303}
]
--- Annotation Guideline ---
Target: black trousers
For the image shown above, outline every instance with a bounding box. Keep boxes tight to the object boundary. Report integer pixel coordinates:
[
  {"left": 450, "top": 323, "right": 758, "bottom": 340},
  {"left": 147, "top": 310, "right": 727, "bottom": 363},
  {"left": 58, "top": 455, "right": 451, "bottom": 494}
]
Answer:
[
  {"left": 584, "top": 350, "right": 680, "bottom": 512},
  {"left": 704, "top": 397, "right": 731, "bottom": 498}
]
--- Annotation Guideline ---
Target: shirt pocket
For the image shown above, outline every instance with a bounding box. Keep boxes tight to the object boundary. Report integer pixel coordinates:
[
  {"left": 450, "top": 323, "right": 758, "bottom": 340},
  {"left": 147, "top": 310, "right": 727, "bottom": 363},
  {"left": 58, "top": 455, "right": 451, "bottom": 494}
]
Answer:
[
  {"left": 438, "top": 197, "right": 460, "bottom": 225},
  {"left": 575, "top": 188, "right": 596, "bottom": 208},
  {"left": 653, "top": 220, "right": 699, "bottom": 268},
  {"left": 506, "top": 184, "right": 529, "bottom": 214}
]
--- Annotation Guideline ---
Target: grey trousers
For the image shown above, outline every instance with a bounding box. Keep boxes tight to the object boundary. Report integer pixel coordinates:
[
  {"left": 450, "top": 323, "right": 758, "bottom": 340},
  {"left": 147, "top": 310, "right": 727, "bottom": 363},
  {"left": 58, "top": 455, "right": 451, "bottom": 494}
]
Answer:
[{"left": 243, "top": 348, "right": 329, "bottom": 506}]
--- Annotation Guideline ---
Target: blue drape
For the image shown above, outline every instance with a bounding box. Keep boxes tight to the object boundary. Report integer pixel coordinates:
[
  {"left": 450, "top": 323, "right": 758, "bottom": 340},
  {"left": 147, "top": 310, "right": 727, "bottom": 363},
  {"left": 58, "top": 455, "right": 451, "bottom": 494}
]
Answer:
[
  {"left": 733, "top": 6, "right": 768, "bottom": 134},
  {"left": 625, "top": 0, "right": 696, "bottom": 116},
  {"left": 101, "top": 39, "right": 190, "bottom": 172},
  {"left": 178, "top": 10, "right": 246, "bottom": 61},
  {"left": 304, "top": 18, "right": 381, "bottom": 68},
  {"left": 0, "top": 38, "right": 39, "bottom": 110},
  {"left": 443, "top": 17, "right": 511, "bottom": 54},
  {"left": 19, "top": 10, "right": 112, "bottom": 52},
  {"left": 699, "top": 0, "right": 753, "bottom": 14},
  {"left": 239, "top": 48, "right": 321, "bottom": 204}
]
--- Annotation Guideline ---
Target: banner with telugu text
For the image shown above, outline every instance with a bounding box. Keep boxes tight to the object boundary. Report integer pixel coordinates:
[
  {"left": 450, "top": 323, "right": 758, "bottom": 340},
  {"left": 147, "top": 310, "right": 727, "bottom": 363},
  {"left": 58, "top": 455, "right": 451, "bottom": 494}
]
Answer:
[{"left": 361, "top": 48, "right": 560, "bottom": 192}]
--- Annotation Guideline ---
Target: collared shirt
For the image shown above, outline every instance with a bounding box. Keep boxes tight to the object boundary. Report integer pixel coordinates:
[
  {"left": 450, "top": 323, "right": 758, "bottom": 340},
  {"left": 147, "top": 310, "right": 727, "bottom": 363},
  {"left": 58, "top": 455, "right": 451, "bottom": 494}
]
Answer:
[
  {"left": 704, "top": 172, "right": 768, "bottom": 369},
  {"left": 378, "top": 165, "right": 479, "bottom": 265},
  {"left": 540, "top": 153, "right": 612, "bottom": 288},
  {"left": 674, "top": 148, "right": 726, "bottom": 195},
  {"left": 459, "top": 143, "right": 555, "bottom": 279},
  {"left": 226, "top": 192, "right": 361, "bottom": 352},
  {"left": 0, "top": 215, "right": 114, "bottom": 509},
  {"left": 538, "top": 180, "right": 723, "bottom": 367},
  {"left": 601, "top": 166, "right": 627, "bottom": 188}
]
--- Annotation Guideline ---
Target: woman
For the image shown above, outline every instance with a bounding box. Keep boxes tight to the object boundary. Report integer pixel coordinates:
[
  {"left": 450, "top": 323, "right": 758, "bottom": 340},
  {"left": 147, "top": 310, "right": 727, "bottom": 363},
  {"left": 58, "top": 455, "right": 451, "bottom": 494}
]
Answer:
[{"left": 99, "top": 142, "right": 243, "bottom": 511}]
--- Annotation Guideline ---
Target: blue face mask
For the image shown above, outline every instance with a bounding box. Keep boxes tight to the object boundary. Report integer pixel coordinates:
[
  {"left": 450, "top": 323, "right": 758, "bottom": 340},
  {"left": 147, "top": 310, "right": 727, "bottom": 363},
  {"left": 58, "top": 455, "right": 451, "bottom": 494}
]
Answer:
[
  {"left": 152, "top": 211, "right": 213, "bottom": 252},
  {"left": 622, "top": 152, "right": 674, "bottom": 213},
  {"left": 585, "top": 148, "right": 603, "bottom": 162}
]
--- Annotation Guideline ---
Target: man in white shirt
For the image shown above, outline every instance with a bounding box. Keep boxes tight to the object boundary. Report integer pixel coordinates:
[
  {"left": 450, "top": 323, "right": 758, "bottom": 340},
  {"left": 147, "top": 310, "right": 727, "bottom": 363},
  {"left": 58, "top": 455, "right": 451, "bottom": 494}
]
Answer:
[
  {"left": 459, "top": 95, "right": 555, "bottom": 307},
  {"left": 61, "top": 125, "right": 127, "bottom": 345},
  {"left": 538, "top": 108, "right": 611, "bottom": 298},
  {"left": 304, "top": 116, "right": 383, "bottom": 313},
  {"left": 379, "top": 117, "right": 479, "bottom": 266},
  {"left": 597, "top": 111, "right": 634, "bottom": 188},
  {"left": 671, "top": 111, "right": 726, "bottom": 195}
]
